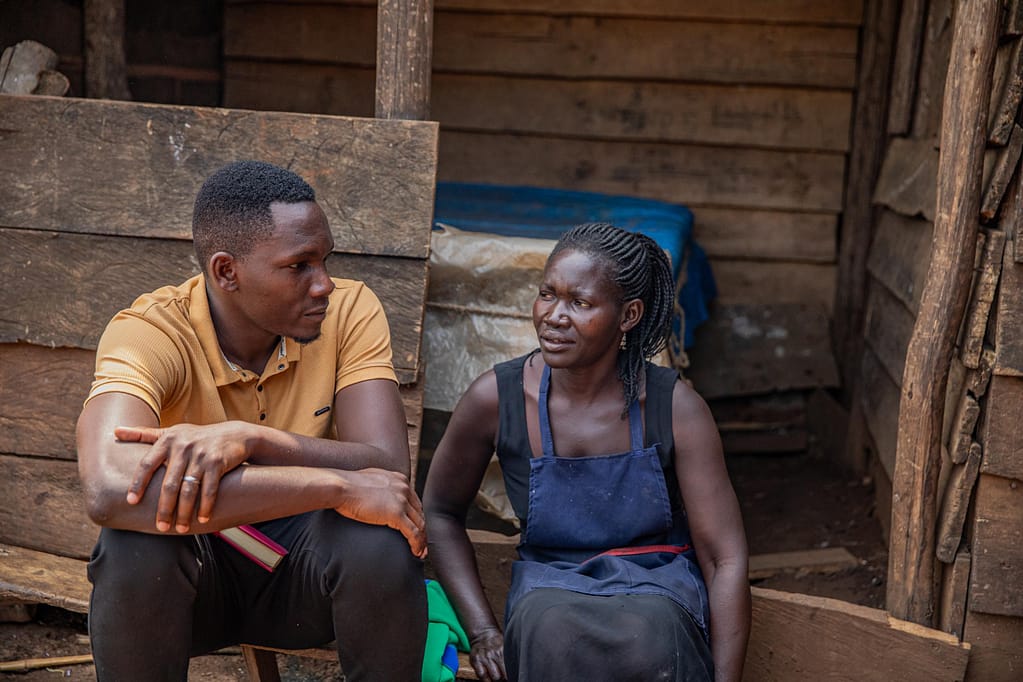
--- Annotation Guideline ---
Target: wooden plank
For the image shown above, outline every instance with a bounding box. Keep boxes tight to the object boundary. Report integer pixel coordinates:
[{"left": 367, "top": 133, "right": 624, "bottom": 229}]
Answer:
[
  {"left": 0, "top": 543, "right": 90, "bottom": 613},
  {"left": 84, "top": 0, "right": 131, "bottom": 99},
  {"left": 438, "top": 131, "right": 848, "bottom": 213},
  {"left": 979, "top": 375, "right": 1023, "bottom": 480},
  {"left": 995, "top": 235, "right": 1023, "bottom": 374},
  {"left": 692, "top": 209, "right": 836, "bottom": 263},
  {"left": 935, "top": 442, "right": 982, "bottom": 562},
  {"left": 744, "top": 587, "right": 969, "bottom": 682},
  {"left": 833, "top": 0, "right": 902, "bottom": 399},
  {"left": 865, "top": 209, "right": 933, "bottom": 314},
  {"left": 0, "top": 228, "right": 427, "bottom": 381},
  {"left": 969, "top": 473, "right": 1023, "bottom": 617},
  {"left": 888, "top": 0, "right": 1001, "bottom": 627},
  {"left": 708, "top": 261, "right": 837, "bottom": 309},
  {"left": 686, "top": 303, "right": 839, "bottom": 399},
  {"left": 961, "top": 611, "right": 1023, "bottom": 681},
  {"left": 863, "top": 278, "right": 916, "bottom": 385},
  {"left": 860, "top": 345, "right": 902, "bottom": 479},
  {"left": 912, "top": 0, "right": 954, "bottom": 139},
  {"left": 0, "top": 455, "right": 97, "bottom": 560},
  {"left": 937, "top": 549, "right": 971, "bottom": 638},
  {"left": 747, "top": 547, "right": 860, "bottom": 580},
  {"left": 375, "top": 0, "right": 432, "bottom": 119},
  {"left": 948, "top": 395, "right": 981, "bottom": 465},
  {"left": 1007, "top": 0, "right": 1023, "bottom": 36},
  {"left": 0, "top": 95, "right": 438, "bottom": 260},
  {"left": 1005, "top": 165, "right": 1023, "bottom": 263},
  {"left": 987, "top": 37, "right": 1023, "bottom": 145},
  {"left": 0, "top": 345, "right": 93, "bottom": 461},
  {"left": 224, "top": 62, "right": 855, "bottom": 153},
  {"left": 224, "top": 5, "right": 860, "bottom": 88},
  {"left": 228, "top": 0, "right": 865, "bottom": 25},
  {"left": 874, "top": 136, "right": 939, "bottom": 222},
  {"left": 981, "top": 124, "right": 1023, "bottom": 221},
  {"left": 962, "top": 228, "right": 1006, "bottom": 366},
  {"left": 887, "top": 0, "right": 927, "bottom": 135}
]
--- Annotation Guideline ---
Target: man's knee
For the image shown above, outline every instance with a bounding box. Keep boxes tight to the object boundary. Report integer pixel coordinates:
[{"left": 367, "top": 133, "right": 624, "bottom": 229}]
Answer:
[
  {"left": 88, "top": 528, "right": 200, "bottom": 598},
  {"left": 312, "top": 514, "right": 424, "bottom": 598}
]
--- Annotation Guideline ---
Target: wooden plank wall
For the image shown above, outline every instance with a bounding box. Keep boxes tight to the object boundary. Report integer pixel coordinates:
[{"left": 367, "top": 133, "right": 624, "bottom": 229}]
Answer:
[
  {"left": 859, "top": 0, "right": 1023, "bottom": 676},
  {"left": 0, "top": 0, "right": 221, "bottom": 105},
  {"left": 0, "top": 95, "right": 438, "bottom": 560}
]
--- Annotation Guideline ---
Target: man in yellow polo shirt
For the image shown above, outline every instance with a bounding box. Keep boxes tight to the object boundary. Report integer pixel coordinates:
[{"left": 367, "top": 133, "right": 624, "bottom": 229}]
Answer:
[{"left": 76, "top": 160, "right": 427, "bottom": 681}]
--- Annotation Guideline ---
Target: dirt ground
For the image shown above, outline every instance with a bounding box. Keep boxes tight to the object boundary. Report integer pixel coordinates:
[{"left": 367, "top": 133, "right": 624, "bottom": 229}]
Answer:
[{"left": 0, "top": 448, "right": 887, "bottom": 680}]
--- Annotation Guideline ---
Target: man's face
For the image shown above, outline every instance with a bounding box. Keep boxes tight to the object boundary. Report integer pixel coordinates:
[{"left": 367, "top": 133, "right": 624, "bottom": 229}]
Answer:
[{"left": 231, "top": 201, "right": 336, "bottom": 344}]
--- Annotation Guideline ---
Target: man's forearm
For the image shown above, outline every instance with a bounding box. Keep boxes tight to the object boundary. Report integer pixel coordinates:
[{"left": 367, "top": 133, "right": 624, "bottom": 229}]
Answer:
[{"left": 245, "top": 424, "right": 409, "bottom": 475}]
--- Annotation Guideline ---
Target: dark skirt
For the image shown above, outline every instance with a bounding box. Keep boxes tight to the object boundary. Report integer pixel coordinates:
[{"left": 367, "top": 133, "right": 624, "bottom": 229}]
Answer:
[{"left": 504, "top": 588, "right": 713, "bottom": 682}]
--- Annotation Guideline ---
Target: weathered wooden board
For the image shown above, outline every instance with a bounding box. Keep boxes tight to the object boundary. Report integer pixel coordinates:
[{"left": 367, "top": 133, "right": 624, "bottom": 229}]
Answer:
[
  {"left": 0, "top": 543, "right": 90, "bottom": 613},
  {"left": 437, "top": 131, "right": 847, "bottom": 213},
  {"left": 911, "top": 0, "right": 953, "bottom": 139},
  {"left": 981, "top": 124, "right": 1023, "bottom": 221},
  {"left": 935, "top": 442, "right": 982, "bottom": 563},
  {"left": 0, "top": 228, "right": 428, "bottom": 382},
  {"left": 860, "top": 345, "right": 901, "bottom": 478},
  {"left": 937, "top": 549, "right": 971, "bottom": 638},
  {"left": 947, "top": 394, "right": 981, "bottom": 465},
  {"left": 863, "top": 279, "right": 916, "bottom": 386},
  {"left": 962, "top": 229, "right": 1006, "bottom": 367},
  {"left": 1006, "top": 166, "right": 1023, "bottom": 264},
  {"left": 0, "top": 344, "right": 93, "bottom": 460},
  {"left": 744, "top": 587, "right": 969, "bottom": 682},
  {"left": 686, "top": 303, "right": 839, "bottom": 399},
  {"left": 747, "top": 547, "right": 859, "bottom": 580},
  {"left": 887, "top": 0, "right": 927, "bottom": 136},
  {"left": 979, "top": 375, "right": 1023, "bottom": 480},
  {"left": 693, "top": 208, "right": 836, "bottom": 263},
  {"left": 224, "top": 5, "right": 860, "bottom": 88},
  {"left": 969, "top": 473, "right": 1023, "bottom": 617},
  {"left": 703, "top": 261, "right": 837, "bottom": 309},
  {"left": 865, "top": 209, "right": 933, "bottom": 314},
  {"left": 994, "top": 241, "right": 1023, "bottom": 375},
  {"left": 961, "top": 610, "right": 1023, "bottom": 681},
  {"left": 0, "top": 455, "right": 97, "bottom": 560},
  {"left": 987, "top": 37, "right": 1023, "bottom": 146},
  {"left": 236, "top": 0, "right": 865, "bottom": 25},
  {"left": 224, "top": 62, "right": 855, "bottom": 153},
  {"left": 0, "top": 95, "right": 438, "bottom": 259},
  {"left": 874, "top": 136, "right": 939, "bottom": 221}
]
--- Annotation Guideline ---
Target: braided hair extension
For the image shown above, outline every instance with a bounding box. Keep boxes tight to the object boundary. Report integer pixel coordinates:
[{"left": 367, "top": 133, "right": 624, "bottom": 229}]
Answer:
[{"left": 549, "top": 222, "right": 675, "bottom": 413}]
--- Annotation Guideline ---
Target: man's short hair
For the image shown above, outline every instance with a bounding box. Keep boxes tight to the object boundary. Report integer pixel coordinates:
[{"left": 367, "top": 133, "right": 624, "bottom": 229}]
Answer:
[{"left": 192, "top": 160, "right": 316, "bottom": 271}]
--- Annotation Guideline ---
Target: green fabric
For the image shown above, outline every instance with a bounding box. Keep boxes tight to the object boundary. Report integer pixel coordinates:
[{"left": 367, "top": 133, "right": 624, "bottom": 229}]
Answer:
[{"left": 422, "top": 579, "right": 470, "bottom": 682}]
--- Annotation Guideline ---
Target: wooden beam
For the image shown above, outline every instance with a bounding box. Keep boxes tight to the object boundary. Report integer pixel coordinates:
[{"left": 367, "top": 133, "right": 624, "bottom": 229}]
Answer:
[
  {"left": 833, "top": 0, "right": 901, "bottom": 404},
  {"left": 969, "top": 473, "right": 1023, "bottom": 617},
  {"left": 83, "top": 0, "right": 130, "bottom": 99},
  {"left": 935, "top": 441, "right": 982, "bottom": 562},
  {"left": 887, "top": 0, "right": 1000, "bottom": 627},
  {"left": 0, "top": 542, "right": 90, "bottom": 613},
  {"left": 887, "top": 0, "right": 927, "bottom": 135},
  {"left": 947, "top": 394, "right": 981, "bottom": 465},
  {"left": 979, "top": 375, "right": 1023, "bottom": 480},
  {"left": 995, "top": 225, "right": 1023, "bottom": 373},
  {"left": 937, "top": 549, "right": 971, "bottom": 638},
  {"left": 961, "top": 228, "right": 1006, "bottom": 367},
  {"left": 987, "top": 36, "right": 1023, "bottom": 145},
  {"left": 981, "top": 123, "right": 1023, "bottom": 220},
  {"left": 745, "top": 587, "right": 970, "bottom": 681},
  {"left": 375, "top": 0, "right": 434, "bottom": 119},
  {"left": 747, "top": 547, "right": 860, "bottom": 580},
  {"left": 912, "top": 0, "right": 954, "bottom": 139}
]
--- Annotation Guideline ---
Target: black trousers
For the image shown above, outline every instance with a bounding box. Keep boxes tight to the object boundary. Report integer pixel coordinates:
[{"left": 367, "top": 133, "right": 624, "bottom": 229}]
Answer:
[{"left": 87, "top": 510, "right": 427, "bottom": 681}]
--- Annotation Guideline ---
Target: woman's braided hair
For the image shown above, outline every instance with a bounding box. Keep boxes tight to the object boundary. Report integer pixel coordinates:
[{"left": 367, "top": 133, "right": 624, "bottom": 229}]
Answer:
[{"left": 549, "top": 222, "right": 675, "bottom": 413}]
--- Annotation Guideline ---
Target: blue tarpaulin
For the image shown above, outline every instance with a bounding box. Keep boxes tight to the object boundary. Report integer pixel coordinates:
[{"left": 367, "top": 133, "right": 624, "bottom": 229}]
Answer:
[{"left": 433, "top": 183, "right": 716, "bottom": 349}]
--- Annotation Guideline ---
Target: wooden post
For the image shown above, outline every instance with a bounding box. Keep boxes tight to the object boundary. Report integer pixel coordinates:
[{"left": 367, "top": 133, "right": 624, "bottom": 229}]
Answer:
[
  {"left": 376, "top": 0, "right": 433, "bottom": 120},
  {"left": 83, "top": 0, "right": 131, "bottom": 100},
  {"left": 887, "top": 0, "right": 1000, "bottom": 626},
  {"left": 887, "top": 0, "right": 928, "bottom": 135},
  {"left": 833, "top": 0, "right": 901, "bottom": 403}
]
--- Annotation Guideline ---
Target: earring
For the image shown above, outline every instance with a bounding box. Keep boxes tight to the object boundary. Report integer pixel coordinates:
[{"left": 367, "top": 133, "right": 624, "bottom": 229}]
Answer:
[{"left": 620, "top": 335, "right": 627, "bottom": 349}]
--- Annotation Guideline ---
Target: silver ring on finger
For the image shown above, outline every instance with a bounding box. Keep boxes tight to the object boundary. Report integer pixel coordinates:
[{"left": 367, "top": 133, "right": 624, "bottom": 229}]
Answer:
[{"left": 182, "top": 475, "right": 200, "bottom": 484}]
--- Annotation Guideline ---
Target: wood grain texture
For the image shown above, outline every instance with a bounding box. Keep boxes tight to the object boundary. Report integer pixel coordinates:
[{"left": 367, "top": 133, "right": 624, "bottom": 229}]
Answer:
[
  {"left": 947, "top": 394, "right": 981, "bottom": 465},
  {"left": 863, "top": 278, "right": 915, "bottom": 386},
  {"left": 935, "top": 442, "right": 982, "bottom": 563},
  {"left": 860, "top": 345, "right": 901, "bottom": 479},
  {"left": 979, "top": 375, "right": 1023, "bottom": 480},
  {"left": 981, "top": 123, "right": 1023, "bottom": 220},
  {"left": 961, "top": 610, "right": 1023, "bottom": 681},
  {"left": 0, "top": 228, "right": 427, "bottom": 381},
  {"left": 969, "top": 473, "right": 1023, "bottom": 617},
  {"left": 0, "top": 455, "right": 97, "bottom": 560},
  {"left": 937, "top": 549, "right": 971, "bottom": 638},
  {"left": 911, "top": 0, "right": 953, "bottom": 139},
  {"left": 961, "top": 228, "right": 1005, "bottom": 367},
  {"left": 0, "top": 95, "right": 438, "bottom": 259},
  {"left": 375, "top": 0, "right": 433, "bottom": 119},
  {"left": 227, "top": 0, "right": 865, "bottom": 25},
  {"left": 693, "top": 209, "right": 836, "bottom": 263},
  {"left": 437, "top": 131, "right": 847, "bottom": 213},
  {"left": 744, "top": 587, "right": 969, "bottom": 682},
  {"left": 0, "top": 543, "right": 90, "bottom": 613},
  {"left": 886, "top": 0, "right": 927, "bottom": 135},
  {"left": 225, "top": 62, "right": 855, "bottom": 153},
  {"left": 83, "top": 0, "right": 131, "bottom": 100},
  {"left": 987, "top": 37, "right": 1023, "bottom": 145},
  {"left": 865, "top": 209, "right": 933, "bottom": 314},
  {"left": 224, "top": 4, "right": 860, "bottom": 87},
  {"left": 888, "top": 0, "right": 1001, "bottom": 626},
  {"left": 873, "top": 136, "right": 939, "bottom": 221},
  {"left": 995, "top": 234, "right": 1023, "bottom": 375},
  {"left": 686, "top": 303, "right": 839, "bottom": 399},
  {"left": 708, "top": 261, "right": 837, "bottom": 308}
]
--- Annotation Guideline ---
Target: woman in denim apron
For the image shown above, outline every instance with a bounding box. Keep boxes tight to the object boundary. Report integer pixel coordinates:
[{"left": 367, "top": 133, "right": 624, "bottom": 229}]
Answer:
[{"left": 425, "top": 223, "right": 750, "bottom": 681}]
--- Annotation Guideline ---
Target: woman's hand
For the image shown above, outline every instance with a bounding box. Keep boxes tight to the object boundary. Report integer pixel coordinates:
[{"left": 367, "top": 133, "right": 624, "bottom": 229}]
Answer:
[{"left": 469, "top": 628, "right": 506, "bottom": 681}]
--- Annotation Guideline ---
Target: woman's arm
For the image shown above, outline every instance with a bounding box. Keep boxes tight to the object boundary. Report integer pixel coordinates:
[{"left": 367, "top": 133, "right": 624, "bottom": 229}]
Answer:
[
  {"left": 671, "top": 380, "right": 751, "bottom": 682},
  {"left": 423, "top": 370, "right": 508, "bottom": 682}
]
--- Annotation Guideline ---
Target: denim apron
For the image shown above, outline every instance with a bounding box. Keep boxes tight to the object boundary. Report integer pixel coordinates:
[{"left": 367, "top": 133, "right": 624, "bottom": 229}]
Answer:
[{"left": 505, "top": 364, "right": 710, "bottom": 637}]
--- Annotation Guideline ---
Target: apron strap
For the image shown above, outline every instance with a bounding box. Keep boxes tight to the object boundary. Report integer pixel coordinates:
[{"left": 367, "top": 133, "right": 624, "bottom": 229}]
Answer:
[{"left": 539, "top": 364, "right": 645, "bottom": 457}]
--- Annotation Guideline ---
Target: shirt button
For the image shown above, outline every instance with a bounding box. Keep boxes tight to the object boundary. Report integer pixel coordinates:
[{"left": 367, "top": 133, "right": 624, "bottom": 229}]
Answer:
[
  {"left": 277, "top": 364, "right": 285, "bottom": 371},
  {"left": 259, "top": 413, "right": 266, "bottom": 421},
  {"left": 257, "top": 385, "right": 263, "bottom": 392}
]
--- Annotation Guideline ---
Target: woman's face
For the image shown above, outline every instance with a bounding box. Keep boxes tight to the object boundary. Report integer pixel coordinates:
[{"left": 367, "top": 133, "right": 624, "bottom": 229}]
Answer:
[{"left": 532, "top": 249, "right": 628, "bottom": 368}]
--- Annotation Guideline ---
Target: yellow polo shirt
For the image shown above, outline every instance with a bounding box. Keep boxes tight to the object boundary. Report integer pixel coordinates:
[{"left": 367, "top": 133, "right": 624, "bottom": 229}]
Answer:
[{"left": 87, "top": 274, "right": 397, "bottom": 439}]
